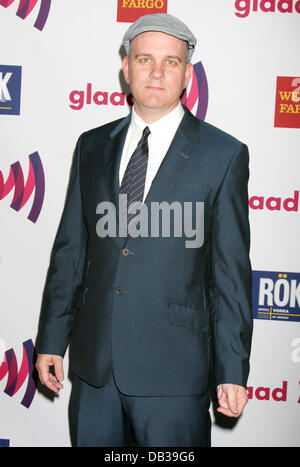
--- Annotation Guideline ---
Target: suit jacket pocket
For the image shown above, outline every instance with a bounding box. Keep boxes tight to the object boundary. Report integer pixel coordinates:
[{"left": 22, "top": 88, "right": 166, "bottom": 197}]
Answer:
[{"left": 168, "top": 303, "right": 210, "bottom": 333}]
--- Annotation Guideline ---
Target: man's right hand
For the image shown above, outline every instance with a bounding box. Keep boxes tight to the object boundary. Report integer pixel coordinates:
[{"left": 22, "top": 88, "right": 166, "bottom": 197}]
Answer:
[{"left": 36, "top": 354, "right": 64, "bottom": 393}]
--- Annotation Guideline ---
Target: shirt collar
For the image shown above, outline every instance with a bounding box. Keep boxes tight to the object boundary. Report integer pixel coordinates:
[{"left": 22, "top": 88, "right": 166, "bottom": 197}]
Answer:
[{"left": 130, "top": 103, "right": 184, "bottom": 138}]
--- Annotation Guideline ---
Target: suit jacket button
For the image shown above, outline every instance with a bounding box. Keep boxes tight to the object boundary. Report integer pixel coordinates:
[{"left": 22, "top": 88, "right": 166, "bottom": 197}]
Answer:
[
  {"left": 122, "top": 248, "right": 130, "bottom": 256},
  {"left": 115, "top": 287, "right": 123, "bottom": 295}
]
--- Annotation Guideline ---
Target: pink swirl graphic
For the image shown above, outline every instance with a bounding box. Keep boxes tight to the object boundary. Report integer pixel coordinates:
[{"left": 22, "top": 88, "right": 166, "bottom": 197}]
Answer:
[
  {"left": 0, "top": 0, "right": 51, "bottom": 31},
  {"left": 0, "top": 152, "right": 45, "bottom": 223},
  {"left": 0, "top": 339, "right": 37, "bottom": 409},
  {"left": 181, "top": 61, "right": 208, "bottom": 120}
]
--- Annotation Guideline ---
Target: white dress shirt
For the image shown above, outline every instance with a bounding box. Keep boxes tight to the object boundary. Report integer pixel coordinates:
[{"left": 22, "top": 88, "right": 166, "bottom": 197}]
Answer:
[{"left": 119, "top": 103, "right": 185, "bottom": 202}]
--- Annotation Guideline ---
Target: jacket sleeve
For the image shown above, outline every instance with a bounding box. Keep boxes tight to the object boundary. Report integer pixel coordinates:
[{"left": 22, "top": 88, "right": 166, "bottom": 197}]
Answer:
[
  {"left": 35, "top": 134, "right": 88, "bottom": 357},
  {"left": 209, "top": 143, "right": 253, "bottom": 388}
]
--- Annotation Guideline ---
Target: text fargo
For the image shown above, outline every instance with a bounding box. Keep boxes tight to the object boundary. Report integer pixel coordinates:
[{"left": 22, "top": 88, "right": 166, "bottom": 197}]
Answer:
[
  {"left": 279, "top": 88, "right": 300, "bottom": 114},
  {"left": 120, "top": 0, "right": 165, "bottom": 8}
]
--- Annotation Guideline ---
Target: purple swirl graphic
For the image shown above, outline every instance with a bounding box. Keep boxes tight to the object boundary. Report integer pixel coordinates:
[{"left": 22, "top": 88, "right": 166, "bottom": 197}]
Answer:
[
  {"left": 0, "top": 152, "right": 45, "bottom": 223},
  {"left": 181, "top": 61, "right": 209, "bottom": 120},
  {"left": 0, "top": 0, "right": 51, "bottom": 31},
  {"left": 0, "top": 339, "right": 37, "bottom": 409}
]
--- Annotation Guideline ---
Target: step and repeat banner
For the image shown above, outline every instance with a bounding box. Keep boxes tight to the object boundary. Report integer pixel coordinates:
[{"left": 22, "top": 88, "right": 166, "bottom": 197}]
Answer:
[{"left": 0, "top": 0, "right": 299, "bottom": 447}]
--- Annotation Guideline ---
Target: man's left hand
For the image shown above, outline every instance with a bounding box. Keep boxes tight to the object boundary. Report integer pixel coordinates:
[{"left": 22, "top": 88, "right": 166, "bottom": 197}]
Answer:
[{"left": 217, "top": 383, "right": 248, "bottom": 418}]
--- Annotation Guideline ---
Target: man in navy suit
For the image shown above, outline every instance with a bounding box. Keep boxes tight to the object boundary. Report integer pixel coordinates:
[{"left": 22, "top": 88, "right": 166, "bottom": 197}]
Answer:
[{"left": 35, "top": 14, "right": 253, "bottom": 447}]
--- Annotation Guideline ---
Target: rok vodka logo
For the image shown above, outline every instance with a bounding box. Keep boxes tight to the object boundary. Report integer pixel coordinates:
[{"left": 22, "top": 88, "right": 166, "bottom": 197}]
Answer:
[
  {"left": 0, "top": 65, "right": 22, "bottom": 116},
  {"left": 0, "top": 439, "right": 10, "bottom": 447},
  {"left": 252, "top": 270, "right": 300, "bottom": 322},
  {"left": 0, "top": 0, "right": 52, "bottom": 31}
]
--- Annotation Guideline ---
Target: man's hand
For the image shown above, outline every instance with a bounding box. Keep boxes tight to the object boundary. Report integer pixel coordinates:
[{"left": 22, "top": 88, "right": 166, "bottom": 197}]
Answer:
[
  {"left": 217, "top": 383, "right": 248, "bottom": 418},
  {"left": 36, "top": 354, "right": 64, "bottom": 393}
]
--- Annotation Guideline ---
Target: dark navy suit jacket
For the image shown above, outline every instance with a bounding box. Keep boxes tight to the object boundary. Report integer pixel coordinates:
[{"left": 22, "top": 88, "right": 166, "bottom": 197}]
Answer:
[{"left": 36, "top": 106, "right": 253, "bottom": 396}]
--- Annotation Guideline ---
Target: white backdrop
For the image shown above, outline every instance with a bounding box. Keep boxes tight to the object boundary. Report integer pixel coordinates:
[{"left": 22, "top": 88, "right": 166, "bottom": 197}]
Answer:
[{"left": 0, "top": 0, "right": 299, "bottom": 447}]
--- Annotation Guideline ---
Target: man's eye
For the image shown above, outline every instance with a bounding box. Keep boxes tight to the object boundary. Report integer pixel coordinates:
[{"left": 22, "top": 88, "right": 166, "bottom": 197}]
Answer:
[
  {"left": 165, "top": 60, "right": 177, "bottom": 66},
  {"left": 139, "top": 57, "right": 150, "bottom": 63}
]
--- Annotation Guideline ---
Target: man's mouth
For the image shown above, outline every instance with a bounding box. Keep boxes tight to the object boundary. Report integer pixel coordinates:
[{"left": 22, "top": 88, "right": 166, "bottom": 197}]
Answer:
[{"left": 145, "top": 85, "right": 165, "bottom": 91}]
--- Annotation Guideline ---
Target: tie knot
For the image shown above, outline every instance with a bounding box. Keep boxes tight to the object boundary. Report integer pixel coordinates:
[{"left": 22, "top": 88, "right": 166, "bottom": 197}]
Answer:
[{"left": 142, "top": 126, "right": 151, "bottom": 140}]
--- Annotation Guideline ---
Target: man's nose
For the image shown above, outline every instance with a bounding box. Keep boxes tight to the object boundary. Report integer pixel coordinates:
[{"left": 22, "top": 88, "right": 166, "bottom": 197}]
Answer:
[{"left": 150, "top": 61, "right": 165, "bottom": 80}]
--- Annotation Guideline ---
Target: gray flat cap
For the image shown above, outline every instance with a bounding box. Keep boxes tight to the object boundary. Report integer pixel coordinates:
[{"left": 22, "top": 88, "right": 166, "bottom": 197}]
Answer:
[{"left": 122, "top": 13, "right": 197, "bottom": 62}]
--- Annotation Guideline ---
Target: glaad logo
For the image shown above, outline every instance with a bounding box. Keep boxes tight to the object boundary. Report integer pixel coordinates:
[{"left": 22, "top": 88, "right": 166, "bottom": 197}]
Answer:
[
  {"left": 274, "top": 77, "right": 300, "bottom": 129},
  {"left": 69, "top": 85, "right": 130, "bottom": 111},
  {"left": 247, "top": 381, "right": 288, "bottom": 402},
  {"left": 0, "top": 339, "right": 37, "bottom": 408},
  {"left": 249, "top": 190, "right": 299, "bottom": 211},
  {"left": 0, "top": 65, "right": 22, "bottom": 116},
  {"left": 69, "top": 62, "right": 209, "bottom": 121},
  {"left": 0, "top": 0, "right": 52, "bottom": 31},
  {"left": 0, "top": 152, "right": 45, "bottom": 223},
  {"left": 234, "top": 0, "right": 300, "bottom": 18},
  {"left": 117, "top": 0, "right": 168, "bottom": 23},
  {"left": 248, "top": 380, "right": 300, "bottom": 404},
  {"left": 252, "top": 270, "right": 300, "bottom": 322}
]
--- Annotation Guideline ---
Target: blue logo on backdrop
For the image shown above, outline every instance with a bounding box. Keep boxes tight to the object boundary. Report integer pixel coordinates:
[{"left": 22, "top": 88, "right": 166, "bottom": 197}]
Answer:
[
  {"left": 0, "top": 439, "right": 10, "bottom": 447},
  {"left": 252, "top": 270, "right": 300, "bottom": 322},
  {"left": 0, "top": 65, "right": 22, "bottom": 116}
]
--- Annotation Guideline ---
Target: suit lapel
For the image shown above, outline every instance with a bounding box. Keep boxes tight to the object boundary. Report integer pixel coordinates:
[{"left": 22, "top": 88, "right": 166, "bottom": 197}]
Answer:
[
  {"left": 103, "top": 114, "right": 131, "bottom": 210},
  {"left": 102, "top": 107, "right": 201, "bottom": 241},
  {"left": 144, "top": 107, "right": 201, "bottom": 205}
]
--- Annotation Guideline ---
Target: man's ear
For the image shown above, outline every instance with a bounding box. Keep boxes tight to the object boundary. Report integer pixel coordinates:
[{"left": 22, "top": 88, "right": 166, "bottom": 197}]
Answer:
[
  {"left": 184, "top": 62, "right": 194, "bottom": 88},
  {"left": 122, "top": 56, "right": 130, "bottom": 85}
]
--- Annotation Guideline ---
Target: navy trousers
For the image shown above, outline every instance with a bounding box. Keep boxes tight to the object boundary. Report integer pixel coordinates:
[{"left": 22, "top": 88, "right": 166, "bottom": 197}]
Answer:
[{"left": 69, "top": 370, "right": 211, "bottom": 447}]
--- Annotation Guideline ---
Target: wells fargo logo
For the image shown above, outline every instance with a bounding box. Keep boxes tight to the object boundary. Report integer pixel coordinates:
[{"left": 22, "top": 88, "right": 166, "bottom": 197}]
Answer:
[
  {"left": 0, "top": 0, "right": 52, "bottom": 31},
  {"left": 0, "top": 339, "right": 37, "bottom": 408},
  {"left": 69, "top": 61, "right": 209, "bottom": 120},
  {"left": 274, "top": 77, "right": 300, "bottom": 128},
  {"left": 117, "top": 0, "right": 167, "bottom": 23},
  {"left": 0, "top": 152, "right": 45, "bottom": 223}
]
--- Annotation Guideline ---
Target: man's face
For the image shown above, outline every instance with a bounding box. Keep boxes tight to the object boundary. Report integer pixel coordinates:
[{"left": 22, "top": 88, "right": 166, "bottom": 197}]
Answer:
[{"left": 122, "top": 31, "right": 193, "bottom": 122}]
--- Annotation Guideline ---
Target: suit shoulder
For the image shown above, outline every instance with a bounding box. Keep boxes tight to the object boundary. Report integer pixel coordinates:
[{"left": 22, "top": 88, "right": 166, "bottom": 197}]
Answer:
[
  {"left": 199, "top": 119, "right": 245, "bottom": 151},
  {"left": 182, "top": 110, "right": 249, "bottom": 170},
  {"left": 184, "top": 108, "right": 245, "bottom": 150},
  {"left": 79, "top": 116, "right": 129, "bottom": 142}
]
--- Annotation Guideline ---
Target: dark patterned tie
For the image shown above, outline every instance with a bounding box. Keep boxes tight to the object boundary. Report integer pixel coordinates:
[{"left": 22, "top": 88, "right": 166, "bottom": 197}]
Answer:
[{"left": 119, "top": 126, "right": 151, "bottom": 234}]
